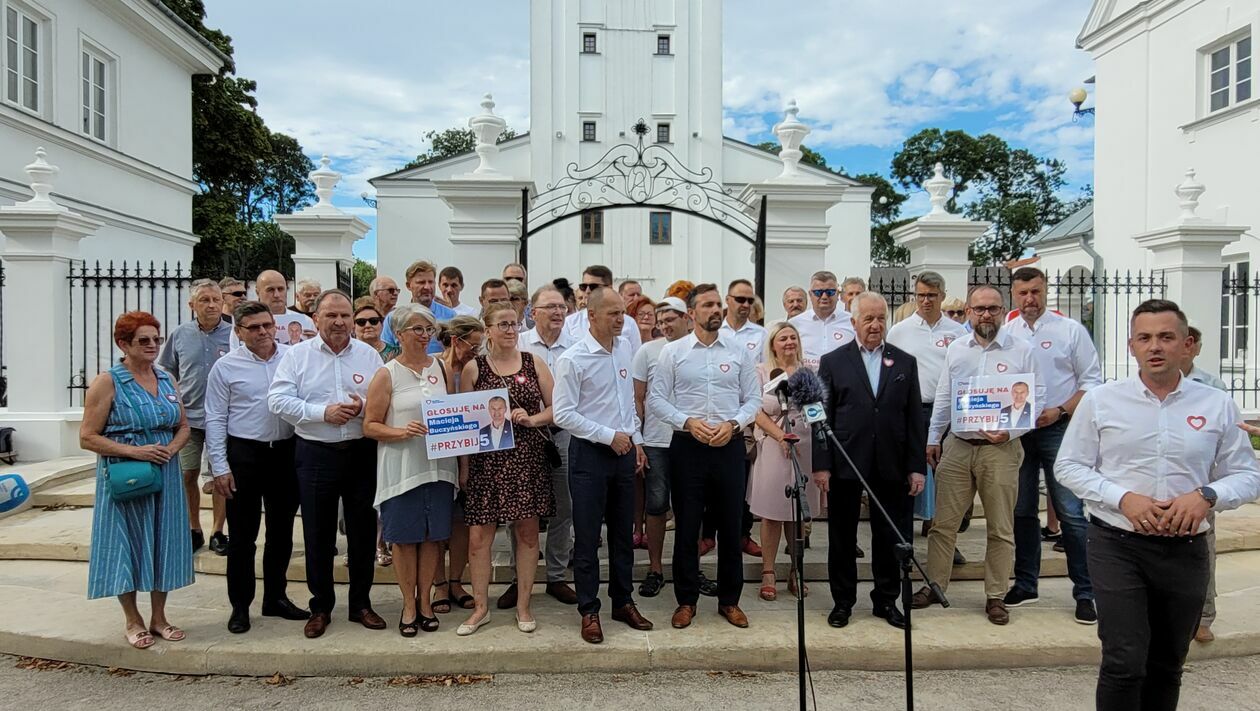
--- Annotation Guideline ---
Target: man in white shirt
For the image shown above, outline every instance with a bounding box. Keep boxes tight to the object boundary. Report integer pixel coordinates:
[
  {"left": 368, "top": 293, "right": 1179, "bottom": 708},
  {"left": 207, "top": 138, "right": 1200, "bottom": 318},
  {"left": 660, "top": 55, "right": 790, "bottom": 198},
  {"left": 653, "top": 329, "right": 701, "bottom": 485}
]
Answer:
[
  {"left": 649, "top": 284, "right": 761, "bottom": 630},
  {"left": 565, "top": 264, "right": 642, "bottom": 350},
  {"left": 886, "top": 271, "right": 967, "bottom": 544},
  {"left": 206, "top": 301, "right": 308, "bottom": 634},
  {"left": 268, "top": 289, "right": 385, "bottom": 639},
  {"left": 912, "top": 285, "right": 1044, "bottom": 626},
  {"left": 438, "top": 266, "right": 480, "bottom": 317},
  {"left": 716, "top": 278, "right": 767, "bottom": 557},
  {"left": 789, "top": 270, "right": 856, "bottom": 370},
  {"left": 1000, "top": 267, "right": 1103, "bottom": 624},
  {"left": 553, "top": 287, "right": 654, "bottom": 644},
  {"left": 632, "top": 296, "right": 692, "bottom": 597},
  {"left": 1056, "top": 299, "right": 1260, "bottom": 711}
]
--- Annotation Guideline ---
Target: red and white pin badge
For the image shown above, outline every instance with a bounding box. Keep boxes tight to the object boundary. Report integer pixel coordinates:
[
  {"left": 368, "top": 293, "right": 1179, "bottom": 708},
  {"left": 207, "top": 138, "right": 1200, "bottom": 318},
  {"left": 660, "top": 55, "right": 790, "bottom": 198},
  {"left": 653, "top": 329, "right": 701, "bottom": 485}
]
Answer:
[
  {"left": 883, "top": 358, "right": 894, "bottom": 368},
  {"left": 833, "top": 331, "right": 844, "bottom": 340},
  {"left": 1187, "top": 415, "right": 1207, "bottom": 431},
  {"left": 995, "top": 363, "right": 1008, "bottom": 373},
  {"left": 936, "top": 337, "right": 954, "bottom": 348},
  {"left": 747, "top": 342, "right": 756, "bottom": 350},
  {"left": 1041, "top": 341, "right": 1053, "bottom": 350},
  {"left": 352, "top": 373, "right": 364, "bottom": 384},
  {"left": 515, "top": 374, "right": 527, "bottom": 384},
  {"left": 618, "top": 368, "right": 628, "bottom": 379},
  {"left": 719, "top": 363, "right": 731, "bottom": 373},
  {"left": 427, "top": 375, "right": 439, "bottom": 385},
  {"left": 166, "top": 394, "right": 178, "bottom": 403}
]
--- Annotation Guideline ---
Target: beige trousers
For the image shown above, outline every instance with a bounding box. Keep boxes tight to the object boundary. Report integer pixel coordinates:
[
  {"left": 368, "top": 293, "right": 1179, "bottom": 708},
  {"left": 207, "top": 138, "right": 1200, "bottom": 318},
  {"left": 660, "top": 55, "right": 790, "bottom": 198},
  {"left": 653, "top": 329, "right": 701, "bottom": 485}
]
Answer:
[{"left": 926, "top": 435, "right": 1023, "bottom": 599}]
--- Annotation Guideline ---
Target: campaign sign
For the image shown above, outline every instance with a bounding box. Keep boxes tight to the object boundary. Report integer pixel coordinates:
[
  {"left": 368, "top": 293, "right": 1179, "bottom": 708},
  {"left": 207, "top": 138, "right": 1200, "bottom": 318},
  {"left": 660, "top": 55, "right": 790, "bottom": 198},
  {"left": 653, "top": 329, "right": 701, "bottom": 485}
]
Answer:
[
  {"left": 423, "top": 388, "right": 515, "bottom": 459},
  {"left": 951, "top": 374, "right": 1036, "bottom": 432}
]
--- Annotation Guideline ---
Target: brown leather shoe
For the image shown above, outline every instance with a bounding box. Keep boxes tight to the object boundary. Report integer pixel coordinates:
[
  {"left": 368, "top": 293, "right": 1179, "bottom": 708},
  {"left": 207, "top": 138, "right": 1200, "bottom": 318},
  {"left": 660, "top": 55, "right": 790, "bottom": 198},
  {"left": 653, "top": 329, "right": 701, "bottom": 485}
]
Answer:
[
  {"left": 497, "top": 583, "right": 519, "bottom": 610},
  {"left": 546, "top": 581, "right": 578, "bottom": 605},
  {"left": 718, "top": 605, "right": 749, "bottom": 628},
  {"left": 1195, "top": 625, "right": 1215, "bottom": 643},
  {"left": 910, "top": 585, "right": 941, "bottom": 609},
  {"left": 611, "top": 604, "right": 654, "bottom": 631},
  {"left": 580, "top": 613, "right": 603, "bottom": 644},
  {"left": 671, "top": 605, "right": 697, "bottom": 629},
  {"left": 349, "top": 608, "right": 387, "bottom": 630},
  {"left": 985, "top": 598, "right": 1009, "bottom": 626},
  {"left": 303, "top": 612, "right": 330, "bottom": 638}
]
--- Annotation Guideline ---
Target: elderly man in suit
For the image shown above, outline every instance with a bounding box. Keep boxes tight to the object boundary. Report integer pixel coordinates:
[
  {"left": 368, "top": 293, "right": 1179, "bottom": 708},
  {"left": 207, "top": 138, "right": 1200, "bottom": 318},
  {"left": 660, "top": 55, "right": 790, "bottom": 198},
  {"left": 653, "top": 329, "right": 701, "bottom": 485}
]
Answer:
[{"left": 813, "top": 291, "right": 926, "bottom": 629}]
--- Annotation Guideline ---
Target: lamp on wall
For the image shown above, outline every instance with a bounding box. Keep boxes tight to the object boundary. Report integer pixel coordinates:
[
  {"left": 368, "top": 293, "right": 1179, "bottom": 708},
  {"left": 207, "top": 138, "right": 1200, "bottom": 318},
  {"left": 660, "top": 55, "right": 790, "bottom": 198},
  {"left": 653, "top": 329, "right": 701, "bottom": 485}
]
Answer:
[{"left": 1069, "top": 87, "right": 1095, "bottom": 121}]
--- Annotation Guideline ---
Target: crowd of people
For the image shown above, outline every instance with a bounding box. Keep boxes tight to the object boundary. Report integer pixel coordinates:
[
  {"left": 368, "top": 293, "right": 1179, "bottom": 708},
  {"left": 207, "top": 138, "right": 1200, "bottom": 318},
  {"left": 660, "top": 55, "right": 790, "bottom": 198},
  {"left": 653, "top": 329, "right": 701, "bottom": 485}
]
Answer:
[{"left": 80, "top": 258, "right": 1260, "bottom": 710}]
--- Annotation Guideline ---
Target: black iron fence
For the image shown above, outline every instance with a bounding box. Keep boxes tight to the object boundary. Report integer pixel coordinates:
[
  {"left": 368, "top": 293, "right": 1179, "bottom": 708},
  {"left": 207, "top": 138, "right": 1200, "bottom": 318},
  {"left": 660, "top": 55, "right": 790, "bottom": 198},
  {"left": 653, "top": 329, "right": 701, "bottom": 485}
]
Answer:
[{"left": 67, "top": 261, "right": 193, "bottom": 406}]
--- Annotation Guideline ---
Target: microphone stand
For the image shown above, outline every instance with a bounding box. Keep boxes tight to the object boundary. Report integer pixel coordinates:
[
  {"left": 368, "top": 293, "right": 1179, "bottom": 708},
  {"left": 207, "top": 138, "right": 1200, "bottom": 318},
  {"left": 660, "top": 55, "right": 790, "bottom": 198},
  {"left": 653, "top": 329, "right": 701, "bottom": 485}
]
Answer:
[
  {"left": 780, "top": 418, "right": 811, "bottom": 711},
  {"left": 813, "top": 420, "right": 948, "bottom": 711}
]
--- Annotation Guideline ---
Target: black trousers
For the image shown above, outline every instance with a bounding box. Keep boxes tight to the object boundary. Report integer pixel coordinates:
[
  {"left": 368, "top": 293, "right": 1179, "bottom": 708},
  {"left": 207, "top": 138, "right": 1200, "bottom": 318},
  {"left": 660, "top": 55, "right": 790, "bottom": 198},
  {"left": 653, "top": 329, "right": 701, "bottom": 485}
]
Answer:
[
  {"left": 568, "top": 437, "right": 636, "bottom": 616},
  {"left": 670, "top": 433, "right": 746, "bottom": 607},
  {"left": 827, "top": 477, "right": 912, "bottom": 610},
  {"left": 294, "top": 437, "right": 378, "bottom": 616},
  {"left": 702, "top": 459, "right": 755, "bottom": 540},
  {"left": 224, "top": 436, "right": 299, "bottom": 611},
  {"left": 1089, "top": 520, "right": 1210, "bottom": 711}
]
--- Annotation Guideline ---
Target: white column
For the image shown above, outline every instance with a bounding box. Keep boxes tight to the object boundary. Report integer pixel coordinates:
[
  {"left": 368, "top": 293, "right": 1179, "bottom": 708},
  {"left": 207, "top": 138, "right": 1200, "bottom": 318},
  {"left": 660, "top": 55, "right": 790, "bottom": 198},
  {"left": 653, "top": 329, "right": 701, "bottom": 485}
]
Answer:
[
  {"left": 274, "top": 156, "right": 370, "bottom": 291},
  {"left": 0, "top": 149, "right": 101, "bottom": 460},
  {"left": 1134, "top": 169, "right": 1248, "bottom": 378},
  {"left": 891, "top": 163, "right": 990, "bottom": 299}
]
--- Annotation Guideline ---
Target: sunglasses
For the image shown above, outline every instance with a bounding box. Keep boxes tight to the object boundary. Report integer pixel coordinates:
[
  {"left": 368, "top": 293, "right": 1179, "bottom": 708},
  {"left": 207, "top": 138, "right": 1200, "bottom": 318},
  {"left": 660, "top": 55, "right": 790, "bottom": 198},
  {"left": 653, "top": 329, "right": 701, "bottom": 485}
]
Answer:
[
  {"left": 811, "top": 288, "right": 838, "bottom": 298},
  {"left": 374, "top": 287, "right": 401, "bottom": 295},
  {"left": 945, "top": 310, "right": 965, "bottom": 317},
  {"left": 354, "top": 317, "right": 383, "bottom": 327},
  {"left": 225, "top": 290, "right": 247, "bottom": 298},
  {"left": 238, "top": 322, "right": 276, "bottom": 334},
  {"left": 577, "top": 283, "right": 602, "bottom": 292},
  {"left": 133, "top": 336, "right": 165, "bottom": 346},
  {"left": 730, "top": 296, "right": 756, "bottom": 305}
]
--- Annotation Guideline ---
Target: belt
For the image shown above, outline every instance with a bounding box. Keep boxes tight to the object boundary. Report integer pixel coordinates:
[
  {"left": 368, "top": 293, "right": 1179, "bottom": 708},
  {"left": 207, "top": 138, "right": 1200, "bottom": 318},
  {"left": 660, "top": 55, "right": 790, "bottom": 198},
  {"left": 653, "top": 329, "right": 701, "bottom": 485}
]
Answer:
[
  {"left": 299, "top": 437, "right": 360, "bottom": 451},
  {"left": 1089, "top": 516, "right": 1201, "bottom": 543},
  {"left": 952, "top": 434, "right": 998, "bottom": 447},
  {"left": 228, "top": 434, "right": 294, "bottom": 448}
]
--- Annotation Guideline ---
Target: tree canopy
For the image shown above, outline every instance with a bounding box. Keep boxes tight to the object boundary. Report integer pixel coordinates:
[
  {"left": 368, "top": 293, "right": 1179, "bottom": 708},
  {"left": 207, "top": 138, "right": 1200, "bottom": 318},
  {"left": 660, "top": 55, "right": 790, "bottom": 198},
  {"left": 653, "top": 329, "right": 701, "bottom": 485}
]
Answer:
[{"left": 404, "top": 127, "right": 518, "bottom": 170}]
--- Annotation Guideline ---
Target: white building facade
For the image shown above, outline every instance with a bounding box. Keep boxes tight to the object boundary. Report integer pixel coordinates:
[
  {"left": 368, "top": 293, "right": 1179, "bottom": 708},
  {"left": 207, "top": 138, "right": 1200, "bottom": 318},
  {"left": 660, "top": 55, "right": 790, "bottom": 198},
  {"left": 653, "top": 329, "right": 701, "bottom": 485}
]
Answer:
[
  {"left": 372, "top": 0, "right": 872, "bottom": 309},
  {"left": 0, "top": 0, "right": 223, "bottom": 264}
]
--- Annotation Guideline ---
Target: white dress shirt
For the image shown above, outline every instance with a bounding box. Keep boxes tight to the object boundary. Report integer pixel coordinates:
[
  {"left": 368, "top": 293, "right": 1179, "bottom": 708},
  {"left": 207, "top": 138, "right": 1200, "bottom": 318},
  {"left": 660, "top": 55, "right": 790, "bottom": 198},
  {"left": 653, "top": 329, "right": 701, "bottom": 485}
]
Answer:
[
  {"left": 789, "top": 308, "right": 856, "bottom": 370},
  {"left": 520, "top": 326, "right": 576, "bottom": 371},
  {"left": 632, "top": 337, "right": 674, "bottom": 448},
  {"left": 1056, "top": 374, "right": 1260, "bottom": 533},
  {"left": 648, "top": 332, "right": 761, "bottom": 430},
  {"left": 928, "top": 329, "right": 1044, "bottom": 444},
  {"left": 267, "top": 335, "right": 384, "bottom": 442},
  {"left": 1000, "top": 310, "right": 1102, "bottom": 410},
  {"left": 552, "top": 332, "right": 643, "bottom": 446},
  {"left": 489, "top": 424, "right": 508, "bottom": 448},
  {"left": 718, "top": 318, "right": 767, "bottom": 364},
  {"left": 565, "top": 309, "right": 642, "bottom": 351},
  {"left": 204, "top": 343, "right": 295, "bottom": 476},
  {"left": 858, "top": 343, "right": 884, "bottom": 394},
  {"left": 887, "top": 312, "right": 967, "bottom": 404}
]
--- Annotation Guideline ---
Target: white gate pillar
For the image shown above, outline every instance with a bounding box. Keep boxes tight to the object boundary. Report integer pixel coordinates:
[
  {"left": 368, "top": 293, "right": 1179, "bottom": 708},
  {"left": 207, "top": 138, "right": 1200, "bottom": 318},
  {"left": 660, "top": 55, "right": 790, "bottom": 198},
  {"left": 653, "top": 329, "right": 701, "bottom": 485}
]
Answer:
[
  {"left": 891, "top": 163, "right": 990, "bottom": 300},
  {"left": 275, "top": 156, "right": 369, "bottom": 293},
  {"left": 0, "top": 149, "right": 101, "bottom": 460}
]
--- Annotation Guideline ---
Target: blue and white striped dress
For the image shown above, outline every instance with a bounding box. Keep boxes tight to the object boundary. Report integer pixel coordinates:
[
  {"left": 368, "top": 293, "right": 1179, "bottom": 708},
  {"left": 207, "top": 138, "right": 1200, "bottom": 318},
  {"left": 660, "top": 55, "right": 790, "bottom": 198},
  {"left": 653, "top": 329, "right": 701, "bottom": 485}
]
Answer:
[{"left": 87, "top": 364, "right": 195, "bottom": 599}]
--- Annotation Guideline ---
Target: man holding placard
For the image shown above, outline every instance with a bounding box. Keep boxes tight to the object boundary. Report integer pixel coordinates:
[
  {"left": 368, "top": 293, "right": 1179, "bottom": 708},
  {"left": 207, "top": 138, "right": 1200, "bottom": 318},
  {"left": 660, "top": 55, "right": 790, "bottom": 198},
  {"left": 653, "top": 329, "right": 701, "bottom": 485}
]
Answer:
[{"left": 912, "top": 284, "right": 1043, "bottom": 626}]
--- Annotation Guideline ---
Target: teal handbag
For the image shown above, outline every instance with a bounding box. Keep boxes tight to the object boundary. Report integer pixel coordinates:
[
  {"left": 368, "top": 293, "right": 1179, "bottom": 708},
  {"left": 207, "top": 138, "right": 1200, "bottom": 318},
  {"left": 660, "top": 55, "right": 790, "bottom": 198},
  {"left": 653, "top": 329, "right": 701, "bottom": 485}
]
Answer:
[{"left": 106, "top": 457, "right": 162, "bottom": 501}]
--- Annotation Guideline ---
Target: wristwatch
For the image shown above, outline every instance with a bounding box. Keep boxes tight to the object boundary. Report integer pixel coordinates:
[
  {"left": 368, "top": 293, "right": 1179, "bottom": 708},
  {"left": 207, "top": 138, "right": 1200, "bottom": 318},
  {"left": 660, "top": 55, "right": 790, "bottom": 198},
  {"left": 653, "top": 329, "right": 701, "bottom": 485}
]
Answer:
[
  {"left": 725, "top": 419, "right": 741, "bottom": 431},
  {"left": 1198, "top": 486, "right": 1218, "bottom": 508}
]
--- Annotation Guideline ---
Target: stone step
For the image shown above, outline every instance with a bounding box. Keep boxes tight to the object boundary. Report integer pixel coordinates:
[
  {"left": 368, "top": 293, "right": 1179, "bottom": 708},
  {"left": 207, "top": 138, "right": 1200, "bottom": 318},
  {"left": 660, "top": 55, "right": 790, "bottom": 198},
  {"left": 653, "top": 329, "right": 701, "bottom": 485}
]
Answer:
[
  {"left": 4, "top": 503, "right": 1260, "bottom": 586},
  {"left": 2, "top": 554, "right": 1260, "bottom": 676}
]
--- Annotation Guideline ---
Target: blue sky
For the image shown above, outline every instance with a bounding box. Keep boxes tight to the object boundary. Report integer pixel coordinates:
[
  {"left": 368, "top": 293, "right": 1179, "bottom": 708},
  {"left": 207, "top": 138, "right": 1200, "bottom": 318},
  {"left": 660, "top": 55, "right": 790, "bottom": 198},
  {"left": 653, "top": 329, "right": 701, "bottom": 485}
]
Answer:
[{"left": 205, "top": 0, "right": 1098, "bottom": 263}]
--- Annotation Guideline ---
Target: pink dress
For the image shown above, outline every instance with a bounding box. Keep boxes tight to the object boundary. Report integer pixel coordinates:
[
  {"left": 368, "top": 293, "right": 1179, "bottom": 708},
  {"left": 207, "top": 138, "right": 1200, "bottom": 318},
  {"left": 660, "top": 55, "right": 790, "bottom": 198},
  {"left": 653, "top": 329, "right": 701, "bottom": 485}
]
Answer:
[{"left": 746, "top": 363, "right": 822, "bottom": 521}]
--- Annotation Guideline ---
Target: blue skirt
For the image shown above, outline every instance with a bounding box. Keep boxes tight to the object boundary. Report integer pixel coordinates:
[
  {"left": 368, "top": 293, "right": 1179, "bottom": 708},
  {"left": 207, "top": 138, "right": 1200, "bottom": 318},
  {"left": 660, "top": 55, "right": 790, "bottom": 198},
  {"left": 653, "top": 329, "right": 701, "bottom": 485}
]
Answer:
[
  {"left": 913, "top": 468, "right": 936, "bottom": 521},
  {"left": 381, "top": 481, "right": 455, "bottom": 544}
]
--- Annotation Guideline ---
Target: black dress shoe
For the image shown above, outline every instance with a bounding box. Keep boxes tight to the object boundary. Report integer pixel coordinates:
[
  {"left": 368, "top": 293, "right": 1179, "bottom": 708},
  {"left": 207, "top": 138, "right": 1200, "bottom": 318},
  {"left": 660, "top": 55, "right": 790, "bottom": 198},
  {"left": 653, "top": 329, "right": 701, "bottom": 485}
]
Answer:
[
  {"left": 227, "top": 608, "right": 250, "bottom": 634},
  {"left": 262, "top": 598, "right": 311, "bottom": 621},
  {"left": 209, "top": 531, "right": 229, "bottom": 556},
  {"left": 873, "top": 604, "right": 907, "bottom": 629},
  {"left": 698, "top": 572, "right": 719, "bottom": 597},
  {"left": 190, "top": 529, "right": 205, "bottom": 552},
  {"left": 827, "top": 607, "right": 851, "bottom": 628}
]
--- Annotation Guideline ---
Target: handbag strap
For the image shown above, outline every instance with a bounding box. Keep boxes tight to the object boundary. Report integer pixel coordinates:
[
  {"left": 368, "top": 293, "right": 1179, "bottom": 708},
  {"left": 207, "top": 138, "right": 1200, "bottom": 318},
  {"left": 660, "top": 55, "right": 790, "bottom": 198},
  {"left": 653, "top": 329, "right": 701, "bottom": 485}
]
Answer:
[{"left": 108, "top": 368, "right": 155, "bottom": 454}]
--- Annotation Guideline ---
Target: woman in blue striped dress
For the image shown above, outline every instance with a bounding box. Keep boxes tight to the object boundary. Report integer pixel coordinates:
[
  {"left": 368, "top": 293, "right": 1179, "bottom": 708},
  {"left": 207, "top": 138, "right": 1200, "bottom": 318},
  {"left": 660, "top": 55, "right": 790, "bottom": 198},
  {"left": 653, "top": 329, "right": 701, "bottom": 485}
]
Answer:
[{"left": 80, "top": 311, "right": 195, "bottom": 649}]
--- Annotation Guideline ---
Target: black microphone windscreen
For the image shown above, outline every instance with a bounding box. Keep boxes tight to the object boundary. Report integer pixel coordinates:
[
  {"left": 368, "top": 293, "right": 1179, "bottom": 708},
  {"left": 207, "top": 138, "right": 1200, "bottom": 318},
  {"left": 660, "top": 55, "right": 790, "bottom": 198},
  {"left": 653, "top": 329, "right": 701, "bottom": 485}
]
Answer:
[
  {"left": 770, "top": 368, "right": 784, "bottom": 380},
  {"left": 786, "top": 368, "right": 827, "bottom": 407}
]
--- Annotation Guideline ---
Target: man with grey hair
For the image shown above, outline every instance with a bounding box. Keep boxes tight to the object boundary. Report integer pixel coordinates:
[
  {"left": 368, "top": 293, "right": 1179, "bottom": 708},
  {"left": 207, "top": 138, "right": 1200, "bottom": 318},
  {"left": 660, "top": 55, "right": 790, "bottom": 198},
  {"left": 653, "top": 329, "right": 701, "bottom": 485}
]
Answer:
[
  {"left": 160, "top": 278, "right": 233, "bottom": 554},
  {"left": 292, "top": 278, "right": 321, "bottom": 317},
  {"left": 782, "top": 286, "right": 808, "bottom": 319},
  {"left": 219, "top": 277, "right": 247, "bottom": 323},
  {"left": 840, "top": 276, "right": 867, "bottom": 311},
  {"left": 369, "top": 276, "right": 400, "bottom": 320},
  {"left": 789, "top": 270, "right": 856, "bottom": 370}
]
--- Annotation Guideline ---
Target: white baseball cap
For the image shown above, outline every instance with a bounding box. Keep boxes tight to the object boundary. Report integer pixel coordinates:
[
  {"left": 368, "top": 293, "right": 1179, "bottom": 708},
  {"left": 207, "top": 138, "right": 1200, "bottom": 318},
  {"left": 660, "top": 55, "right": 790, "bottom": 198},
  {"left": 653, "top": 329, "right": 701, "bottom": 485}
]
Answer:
[{"left": 657, "top": 296, "right": 687, "bottom": 315}]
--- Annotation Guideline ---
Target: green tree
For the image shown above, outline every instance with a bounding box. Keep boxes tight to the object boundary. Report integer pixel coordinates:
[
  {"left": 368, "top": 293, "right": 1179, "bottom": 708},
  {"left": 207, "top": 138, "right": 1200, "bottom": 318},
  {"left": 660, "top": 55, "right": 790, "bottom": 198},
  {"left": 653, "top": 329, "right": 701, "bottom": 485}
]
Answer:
[
  {"left": 890, "top": 128, "right": 1079, "bottom": 265},
  {"left": 351, "top": 259, "right": 377, "bottom": 300},
  {"left": 753, "top": 141, "right": 833, "bottom": 171},
  {"left": 853, "top": 173, "right": 911, "bottom": 266},
  {"left": 404, "top": 127, "right": 518, "bottom": 170}
]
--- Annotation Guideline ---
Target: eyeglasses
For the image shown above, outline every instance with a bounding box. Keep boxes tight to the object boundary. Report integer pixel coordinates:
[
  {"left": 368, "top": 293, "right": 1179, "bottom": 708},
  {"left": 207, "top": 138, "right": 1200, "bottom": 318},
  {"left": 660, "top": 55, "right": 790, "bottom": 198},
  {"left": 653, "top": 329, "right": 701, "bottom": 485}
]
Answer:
[
  {"left": 945, "top": 310, "right": 965, "bottom": 317},
  {"left": 577, "top": 283, "right": 601, "bottom": 292},
  {"left": 730, "top": 296, "right": 756, "bottom": 305},
  {"left": 237, "top": 322, "right": 276, "bottom": 334},
  {"left": 133, "top": 336, "right": 165, "bottom": 346},
  {"left": 225, "top": 290, "right": 247, "bottom": 298},
  {"left": 354, "top": 317, "right": 383, "bottom": 327},
  {"left": 811, "top": 288, "right": 838, "bottom": 298},
  {"left": 400, "top": 325, "right": 438, "bottom": 337},
  {"left": 491, "top": 321, "right": 518, "bottom": 333},
  {"left": 533, "top": 304, "right": 566, "bottom": 312},
  {"left": 373, "top": 287, "right": 400, "bottom": 296},
  {"left": 914, "top": 293, "right": 942, "bottom": 301},
  {"left": 969, "top": 305, "right": 1005, "bottom": 316}
]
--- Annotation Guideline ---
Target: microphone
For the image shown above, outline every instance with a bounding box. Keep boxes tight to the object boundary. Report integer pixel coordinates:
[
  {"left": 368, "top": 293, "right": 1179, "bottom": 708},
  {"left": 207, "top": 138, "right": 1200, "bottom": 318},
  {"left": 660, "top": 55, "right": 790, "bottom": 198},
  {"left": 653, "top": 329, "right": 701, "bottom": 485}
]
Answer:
[
  {"left": 767, "top": 367, "right": 791, "bottom": 413},
  {"left": 786, "top": 368, "right": 830, "bottom": 441}
]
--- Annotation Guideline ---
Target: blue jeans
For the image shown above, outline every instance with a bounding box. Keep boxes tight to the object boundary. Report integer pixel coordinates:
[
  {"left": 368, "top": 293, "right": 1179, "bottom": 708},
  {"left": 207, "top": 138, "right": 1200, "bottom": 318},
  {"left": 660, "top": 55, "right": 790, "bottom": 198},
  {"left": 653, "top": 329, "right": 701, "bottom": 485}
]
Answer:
[{"left": 1012, "top": 418, "right": 1093, "bottom": 600}]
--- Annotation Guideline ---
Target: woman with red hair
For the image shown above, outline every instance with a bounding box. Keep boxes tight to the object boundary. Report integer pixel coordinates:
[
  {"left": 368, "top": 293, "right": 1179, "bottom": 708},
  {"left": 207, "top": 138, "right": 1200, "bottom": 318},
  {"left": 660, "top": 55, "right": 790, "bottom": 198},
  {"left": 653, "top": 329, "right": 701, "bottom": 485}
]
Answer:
[
  {"left": 625, "top": 294, "right": 658, "bottom": 349},
  {"left": 80, "top": 311, "right": 195, "bottom": 649}
]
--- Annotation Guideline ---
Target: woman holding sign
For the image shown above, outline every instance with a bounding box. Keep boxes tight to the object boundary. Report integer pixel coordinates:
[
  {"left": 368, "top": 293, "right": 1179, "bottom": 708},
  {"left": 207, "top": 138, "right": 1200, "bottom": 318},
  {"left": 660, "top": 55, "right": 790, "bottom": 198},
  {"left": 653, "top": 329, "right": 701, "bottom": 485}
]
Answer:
[
  {"left": 457, "top": 303, "right": 556, "bottom": 636},
  {"left": 363, "top": 303, "right": 458, "bottom": 636}
]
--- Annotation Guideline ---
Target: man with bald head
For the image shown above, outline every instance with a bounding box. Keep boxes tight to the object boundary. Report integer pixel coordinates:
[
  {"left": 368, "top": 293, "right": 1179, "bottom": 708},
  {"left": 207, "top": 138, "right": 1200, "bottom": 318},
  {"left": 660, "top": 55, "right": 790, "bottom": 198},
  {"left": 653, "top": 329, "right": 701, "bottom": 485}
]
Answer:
[
  {"left": 231, "top": 270, "right": 315, "bottom": 349},
  {"left": 813, "top": 292, "right": 925, "bottom": 630}
]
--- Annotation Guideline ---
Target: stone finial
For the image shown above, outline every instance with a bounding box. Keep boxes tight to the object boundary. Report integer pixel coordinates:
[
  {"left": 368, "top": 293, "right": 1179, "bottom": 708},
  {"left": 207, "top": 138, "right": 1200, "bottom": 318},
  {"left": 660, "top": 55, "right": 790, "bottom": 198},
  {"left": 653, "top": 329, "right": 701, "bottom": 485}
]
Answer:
[
  {"left": 771, "top": 99, "right": 812, "bottom": 182},
  {"left": 924, "top": 162, "right": 953, "bottom": 218},
  {"left": 19, "top": 147, "right": 66, "bottom": 212},
  {"left": 309, "top": 155, "right": 340, "bottom": 209},
  {"left": 1176, "top": 168, "right": 1206, "bottom": 222},
  {"left": 468, "top": 93, "right": 508, "bottom": 177}
]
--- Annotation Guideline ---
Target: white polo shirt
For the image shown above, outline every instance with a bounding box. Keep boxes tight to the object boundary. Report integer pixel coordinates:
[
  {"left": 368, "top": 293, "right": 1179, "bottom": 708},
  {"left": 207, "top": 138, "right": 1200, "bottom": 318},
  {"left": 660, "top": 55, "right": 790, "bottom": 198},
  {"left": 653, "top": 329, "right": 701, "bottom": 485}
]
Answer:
[
  {"left": 1000, "top": 310, "right": 1102, "bottom": 410},
  {"left": 789, "top": 307, "right": 856, "bottom": 370},
  {"left": 887, "top": 312, "right": 967, "bottom": 404}
]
